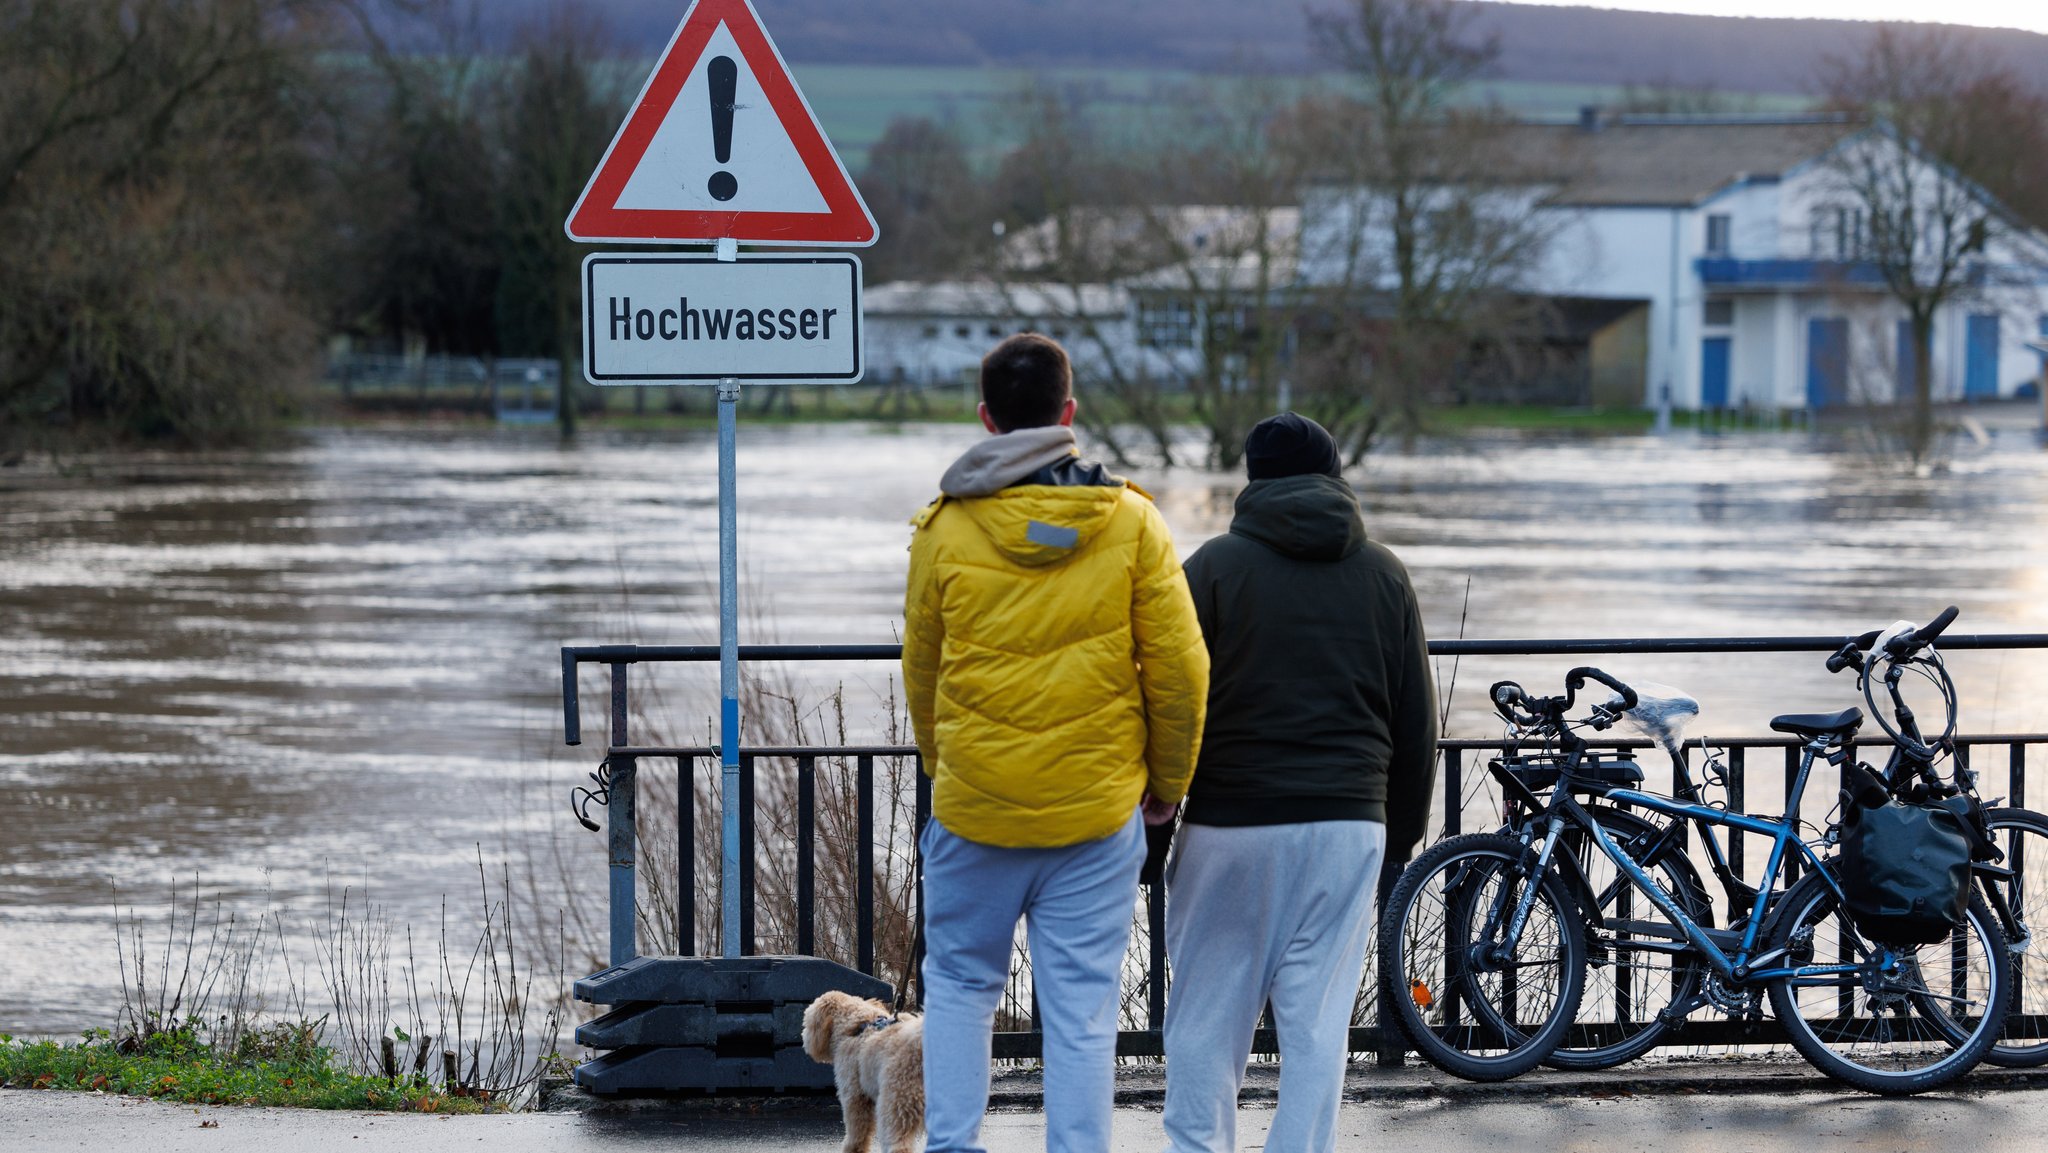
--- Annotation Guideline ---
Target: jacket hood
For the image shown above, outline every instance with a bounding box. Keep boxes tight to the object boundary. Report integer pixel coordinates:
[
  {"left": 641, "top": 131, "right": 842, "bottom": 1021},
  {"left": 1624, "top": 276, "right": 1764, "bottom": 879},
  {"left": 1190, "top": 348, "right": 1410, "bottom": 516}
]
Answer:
[
  {"left": 1228, "top": 473, "right": 1367, "bottom": 562},
  {"left": 940, "top": 426, "right": 1079, "bottom": 497},
  {"left": 957, "top": 484, "right": 1128, "bottom": 568}
]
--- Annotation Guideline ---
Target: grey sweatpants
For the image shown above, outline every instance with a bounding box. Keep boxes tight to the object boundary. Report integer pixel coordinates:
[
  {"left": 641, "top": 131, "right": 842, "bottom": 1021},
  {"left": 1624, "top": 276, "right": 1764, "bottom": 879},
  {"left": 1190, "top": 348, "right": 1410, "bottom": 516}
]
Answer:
[
  {"left": 1161, "top": 820, "right": 1386, "bottom": 1153},
  {"left": 921, "top": 809, "right": 1147, "bottom": 1153}
]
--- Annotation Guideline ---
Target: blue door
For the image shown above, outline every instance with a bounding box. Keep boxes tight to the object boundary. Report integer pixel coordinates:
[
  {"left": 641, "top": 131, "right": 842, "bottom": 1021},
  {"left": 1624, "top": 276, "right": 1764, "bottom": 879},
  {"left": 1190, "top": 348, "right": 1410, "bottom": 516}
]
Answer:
[
  {"left": 1965, "top": 313, "right": 2000, "bottom": 400},
  {"left": 1806, "top": 318, "right": 1849, "bottom": 409},
  {"left": 1699, "top": 337, "right": 1731, "bottom": 408},
  {"left": 1895, "top": 320, "right": 1918, "bottom": 401}
]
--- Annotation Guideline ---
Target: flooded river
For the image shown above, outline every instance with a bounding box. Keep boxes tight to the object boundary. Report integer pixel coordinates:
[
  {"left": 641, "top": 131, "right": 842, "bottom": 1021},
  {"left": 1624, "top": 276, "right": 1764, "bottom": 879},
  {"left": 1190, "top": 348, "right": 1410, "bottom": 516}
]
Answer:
[{"left": 3, "top": 421, "right": 2047, "bottom": 1033}]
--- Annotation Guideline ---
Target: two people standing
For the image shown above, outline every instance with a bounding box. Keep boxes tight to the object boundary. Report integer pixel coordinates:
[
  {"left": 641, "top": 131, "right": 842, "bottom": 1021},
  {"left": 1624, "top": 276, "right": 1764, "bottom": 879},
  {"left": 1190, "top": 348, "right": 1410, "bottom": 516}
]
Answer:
[{"left": 904, "top": 334, "right": 1436, "bottom": 1153}]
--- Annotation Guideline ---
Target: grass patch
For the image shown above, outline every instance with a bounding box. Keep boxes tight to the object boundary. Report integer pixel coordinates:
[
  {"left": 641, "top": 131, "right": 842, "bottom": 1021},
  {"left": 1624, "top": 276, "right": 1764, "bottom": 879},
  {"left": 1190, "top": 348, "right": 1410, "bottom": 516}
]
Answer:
[
  {"left": 1426, "top": 404, "right": 1659, "bottom": 433},
  {"left": 0, "top": 1026, "right": 500, "bottom": 1113}
]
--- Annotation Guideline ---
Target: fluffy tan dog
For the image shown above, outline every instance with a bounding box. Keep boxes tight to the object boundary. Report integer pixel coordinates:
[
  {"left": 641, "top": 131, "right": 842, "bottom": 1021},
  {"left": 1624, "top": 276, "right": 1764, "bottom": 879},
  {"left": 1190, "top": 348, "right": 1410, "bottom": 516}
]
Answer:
[{"left": 802, "top": 990, "right": 925, "bottom": 1153}]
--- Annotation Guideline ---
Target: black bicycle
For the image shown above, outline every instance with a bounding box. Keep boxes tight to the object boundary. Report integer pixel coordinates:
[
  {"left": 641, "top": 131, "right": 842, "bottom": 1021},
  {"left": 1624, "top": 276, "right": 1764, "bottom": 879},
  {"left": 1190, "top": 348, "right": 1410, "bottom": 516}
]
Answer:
[{"left": 1825, "top": 608, "right": 2048, "bottom": 1068}]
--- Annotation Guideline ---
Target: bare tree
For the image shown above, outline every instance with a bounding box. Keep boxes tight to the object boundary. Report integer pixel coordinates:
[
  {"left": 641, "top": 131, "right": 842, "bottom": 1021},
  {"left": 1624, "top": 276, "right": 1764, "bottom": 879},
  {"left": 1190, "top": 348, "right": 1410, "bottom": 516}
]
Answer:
[
  {"left": 983, "top": 84, "right": 1177, "bottom": 467},
  {"left": 0, "top": 0, "right": 336, "bottom": 446},
  {"left": 859, "top": 117, "right": 989, "bottom": 286},
  {"left": 492, "top": 2, "right": 623, "bottom": 437},
  {"left": 325, "top": 1, "right": 504, "bottom": 362},
  {"left": 985, "top": 79, "right": 1321, "bottom": 470},
  {"left": 1302, "top": 0, "right": 1553, "bottom": 447},
  {"left": 1820, "top": 28, "right": 2008, "bottom": 454},
  {"left": 1128, "top": 80, "right": 1324, "bottom": 470}
]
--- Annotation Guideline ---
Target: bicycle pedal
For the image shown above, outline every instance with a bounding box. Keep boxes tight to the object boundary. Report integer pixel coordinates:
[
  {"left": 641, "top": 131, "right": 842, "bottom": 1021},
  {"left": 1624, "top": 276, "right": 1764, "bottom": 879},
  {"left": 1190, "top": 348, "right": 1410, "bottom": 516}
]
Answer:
[{"left": 1659, "top": 996, "right": 1706, "bottom": 1026}]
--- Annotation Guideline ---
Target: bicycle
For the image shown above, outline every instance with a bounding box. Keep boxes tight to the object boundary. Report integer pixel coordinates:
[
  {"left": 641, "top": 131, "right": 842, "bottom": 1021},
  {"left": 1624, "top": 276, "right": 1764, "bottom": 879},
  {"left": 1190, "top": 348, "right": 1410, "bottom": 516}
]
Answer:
[
  {"left": 1381, "top": 662, "right": 2015, "bottom": 1093},
  {"left": 1481, "top": 607, "right": 2046, "bottom": 1072},
  {"left": 1482, "top": 686, "right": 1714, "bottom": 1071},
  {"left": 1825, "top": 607, "right": 2048, "bottom": 1068}
]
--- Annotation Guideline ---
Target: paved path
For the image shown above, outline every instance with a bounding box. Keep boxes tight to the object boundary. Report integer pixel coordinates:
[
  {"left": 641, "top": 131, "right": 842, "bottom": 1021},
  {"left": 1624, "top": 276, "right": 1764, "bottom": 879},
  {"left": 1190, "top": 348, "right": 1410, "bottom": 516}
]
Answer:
[{"left": 7, "top": 1081, "right": 2048, "bottom": 1152}]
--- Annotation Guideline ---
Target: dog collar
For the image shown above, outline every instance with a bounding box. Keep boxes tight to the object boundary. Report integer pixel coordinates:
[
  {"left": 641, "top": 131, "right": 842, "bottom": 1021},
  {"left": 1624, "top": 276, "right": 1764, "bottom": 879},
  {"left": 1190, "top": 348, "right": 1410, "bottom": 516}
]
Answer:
[{"left": 862, "top": 1015, "right": 896, "bottom": 1033}]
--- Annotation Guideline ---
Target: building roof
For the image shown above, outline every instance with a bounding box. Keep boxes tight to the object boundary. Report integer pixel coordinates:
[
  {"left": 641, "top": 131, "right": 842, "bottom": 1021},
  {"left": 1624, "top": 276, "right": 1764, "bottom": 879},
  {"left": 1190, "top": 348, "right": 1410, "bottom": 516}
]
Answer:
[
  {"left": 1506, "top": 115, "right": 1858, "bottom": 208},
  {"left": 1000, "top": 206, "right": 1301, "bottom": 274},
  {"left": 864, "top": 280, "right": 1129, "bottom": 319}
]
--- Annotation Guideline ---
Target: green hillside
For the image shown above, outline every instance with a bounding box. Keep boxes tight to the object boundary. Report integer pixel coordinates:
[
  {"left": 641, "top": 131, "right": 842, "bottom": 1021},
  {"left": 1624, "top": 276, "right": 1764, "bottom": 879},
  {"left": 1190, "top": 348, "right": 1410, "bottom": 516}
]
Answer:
[{"left": 761, "top": 64, "right": 1813, "bottom": 169}]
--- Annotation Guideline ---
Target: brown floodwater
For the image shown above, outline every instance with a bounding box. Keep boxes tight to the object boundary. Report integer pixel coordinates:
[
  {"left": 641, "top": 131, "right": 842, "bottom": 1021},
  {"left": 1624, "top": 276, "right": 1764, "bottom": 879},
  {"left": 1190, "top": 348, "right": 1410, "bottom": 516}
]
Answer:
[{"left": 2, "top": 421, "right": 2046, "bottom": 1033}]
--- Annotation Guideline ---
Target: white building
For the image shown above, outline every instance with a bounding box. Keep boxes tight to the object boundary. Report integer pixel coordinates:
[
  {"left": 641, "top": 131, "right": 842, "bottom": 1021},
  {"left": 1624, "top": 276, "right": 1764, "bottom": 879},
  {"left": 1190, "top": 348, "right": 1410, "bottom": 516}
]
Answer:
[
  {"left": 864, "top": 207, "right": 1297, "bottom": 393},
  {"left": 863, "top": 281, "right": 1136, "bottom": 389},
  {"left": 1299, "top": 114, "right": 2048, "bottom": 410}
]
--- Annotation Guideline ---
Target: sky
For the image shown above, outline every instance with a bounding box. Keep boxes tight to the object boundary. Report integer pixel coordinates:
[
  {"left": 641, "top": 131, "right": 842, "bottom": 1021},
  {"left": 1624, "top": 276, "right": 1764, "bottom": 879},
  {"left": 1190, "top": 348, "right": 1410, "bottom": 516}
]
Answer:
[{"left": 1489, "top": 0, "right": 2048, "bottom": 36}]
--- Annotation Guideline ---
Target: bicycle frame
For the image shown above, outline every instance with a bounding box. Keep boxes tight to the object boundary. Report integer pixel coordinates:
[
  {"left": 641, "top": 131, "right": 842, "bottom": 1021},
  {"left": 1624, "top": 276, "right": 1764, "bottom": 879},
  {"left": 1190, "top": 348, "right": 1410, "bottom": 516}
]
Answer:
[{"left": 1515, "top": 732, "right": 1872, "bottom": 989}]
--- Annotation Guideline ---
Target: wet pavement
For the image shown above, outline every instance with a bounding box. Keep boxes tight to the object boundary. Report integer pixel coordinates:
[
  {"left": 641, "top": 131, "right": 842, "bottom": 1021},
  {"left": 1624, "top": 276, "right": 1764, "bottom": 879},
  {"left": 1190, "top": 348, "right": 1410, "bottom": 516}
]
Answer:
[{"left": 10, "top": 1069, "right": 2048, "bottom": 1152}]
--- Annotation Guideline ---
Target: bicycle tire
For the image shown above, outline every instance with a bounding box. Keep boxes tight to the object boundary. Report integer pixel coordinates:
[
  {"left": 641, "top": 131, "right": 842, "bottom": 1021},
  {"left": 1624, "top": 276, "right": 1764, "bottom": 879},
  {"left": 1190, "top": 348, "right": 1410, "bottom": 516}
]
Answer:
[
  {"left": 1974, "top": 807, "right": 2048, "bottom": 1067},
  {"left": 1528, "top": 805, "right": 1710, "bottom": 1070},
  {"left": 1379, "top": 833, "right": 1586, "bottom": 1081},
  {"left": 1764, "top": 868, "right": 2012, "bottom": 1095}
]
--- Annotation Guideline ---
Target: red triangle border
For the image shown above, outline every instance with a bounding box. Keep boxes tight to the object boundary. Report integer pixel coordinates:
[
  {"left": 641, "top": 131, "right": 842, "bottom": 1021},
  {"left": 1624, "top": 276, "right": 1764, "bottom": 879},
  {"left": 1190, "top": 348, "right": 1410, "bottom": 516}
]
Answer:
[{"left": 565, "top": 0, "right": 876, "bottom": 246}]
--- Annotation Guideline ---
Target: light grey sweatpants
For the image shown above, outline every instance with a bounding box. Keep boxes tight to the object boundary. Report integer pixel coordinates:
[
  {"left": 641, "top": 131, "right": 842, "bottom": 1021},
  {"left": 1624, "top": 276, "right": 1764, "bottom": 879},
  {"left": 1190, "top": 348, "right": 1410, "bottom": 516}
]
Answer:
[
  {"left": 1161, "top": 820, "right": 1386, "bottom": 1153},
  {"left": 921, "top": 809, "right": 1146, "bottom": 1153}
]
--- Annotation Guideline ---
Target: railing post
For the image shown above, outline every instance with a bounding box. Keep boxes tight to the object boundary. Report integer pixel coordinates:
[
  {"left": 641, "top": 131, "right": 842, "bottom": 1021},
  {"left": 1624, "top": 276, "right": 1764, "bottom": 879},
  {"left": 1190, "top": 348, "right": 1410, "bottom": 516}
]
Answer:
[
  {"left": 1783, "top": 745, "right": 1802, "bottom": 884},
  {"left": 1147, "top": 879, "right": 1167, "bottom": 1034},
  {"left": 1375, "top": 857, "right": 1404, "bottom": 1068},
  {"left": 607, "top": 661, "right": 636, "bottom": 968},
  {"left": 679, "top": 756, "right": 694, "bottom": 956},
  {"left": 1728, "top": 746, "right": 1746, "bottom": 881},
  {"left": 740, "top": 753, "right": 756, "bottom": 956},
  {"left": 858, "top": 754, "right": 876, "bottom": 975},
  {"left": 798, "top": 756, "right": 816, "bottom": 957},
  {"left": 913, "top": 760, "right": 930, "bottom": 1006},
  {"left": 1436, "top": 746, "right": 1464, "bottom": 1046},
  {"left": 1443, "top": 745, "right": 1463, "bottom": 838}
]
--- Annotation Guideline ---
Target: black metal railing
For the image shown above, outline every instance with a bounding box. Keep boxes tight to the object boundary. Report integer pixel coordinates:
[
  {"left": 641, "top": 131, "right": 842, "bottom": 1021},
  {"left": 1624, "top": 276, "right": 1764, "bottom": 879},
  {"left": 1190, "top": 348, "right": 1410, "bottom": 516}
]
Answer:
[{"left": 562, "top": 633, "right": 2048, "bottom": 1062}]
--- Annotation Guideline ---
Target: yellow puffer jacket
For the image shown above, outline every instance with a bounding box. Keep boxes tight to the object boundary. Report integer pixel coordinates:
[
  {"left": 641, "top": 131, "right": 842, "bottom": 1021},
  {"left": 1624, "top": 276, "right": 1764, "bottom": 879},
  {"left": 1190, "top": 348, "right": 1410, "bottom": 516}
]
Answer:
[{"left": 903, "top": 469, "right": 1208, "bottom": 848}]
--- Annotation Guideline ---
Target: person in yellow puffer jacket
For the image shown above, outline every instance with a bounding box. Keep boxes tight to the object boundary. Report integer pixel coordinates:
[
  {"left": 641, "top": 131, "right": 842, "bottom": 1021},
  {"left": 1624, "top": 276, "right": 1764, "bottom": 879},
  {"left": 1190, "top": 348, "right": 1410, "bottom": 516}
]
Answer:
[{"left": 904, "top": 333, "right": 1208, "bottom": 1153}]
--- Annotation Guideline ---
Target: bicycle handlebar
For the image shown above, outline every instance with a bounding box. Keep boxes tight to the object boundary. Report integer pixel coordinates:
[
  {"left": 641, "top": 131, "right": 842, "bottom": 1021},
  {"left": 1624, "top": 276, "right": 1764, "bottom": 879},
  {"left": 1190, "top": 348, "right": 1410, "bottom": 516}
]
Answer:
[
  {"left": 1826, "top": 607, "right": 1959, "bottom": 673},
  {"left": 1490, "top": 669, "right": 1638, "bottom": 732},
  {"left": 1908, "top": 605, "right": 1959, "bottom": 650},
  {"left": 1490, "top": 680, "right": 1539, "bottom": 725},
  {"left": 1566, "top": 666, "right": 1638, "bottom": 712}
]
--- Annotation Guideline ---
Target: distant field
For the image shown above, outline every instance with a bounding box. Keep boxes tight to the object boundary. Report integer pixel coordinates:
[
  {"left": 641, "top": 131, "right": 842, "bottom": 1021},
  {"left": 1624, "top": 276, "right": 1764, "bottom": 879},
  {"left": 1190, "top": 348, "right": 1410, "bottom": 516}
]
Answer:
[{"left": 721, "top": 63, "right": 1815, "bottom": 169}]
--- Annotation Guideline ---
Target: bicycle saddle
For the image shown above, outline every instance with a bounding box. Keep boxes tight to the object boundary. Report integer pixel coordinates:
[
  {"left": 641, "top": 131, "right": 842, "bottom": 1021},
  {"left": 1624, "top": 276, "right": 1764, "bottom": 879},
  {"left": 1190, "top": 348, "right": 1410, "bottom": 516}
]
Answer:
[{"left": 1769, "top": 706, "right": 1863, "bottom": 739}]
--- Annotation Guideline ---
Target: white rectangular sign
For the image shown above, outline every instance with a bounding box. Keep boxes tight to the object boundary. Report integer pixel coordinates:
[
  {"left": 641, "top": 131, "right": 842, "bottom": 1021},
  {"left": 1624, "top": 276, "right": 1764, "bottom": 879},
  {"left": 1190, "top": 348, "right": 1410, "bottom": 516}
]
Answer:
[{"left": 582, "top": 253, "right": 863, "bottom": 385}]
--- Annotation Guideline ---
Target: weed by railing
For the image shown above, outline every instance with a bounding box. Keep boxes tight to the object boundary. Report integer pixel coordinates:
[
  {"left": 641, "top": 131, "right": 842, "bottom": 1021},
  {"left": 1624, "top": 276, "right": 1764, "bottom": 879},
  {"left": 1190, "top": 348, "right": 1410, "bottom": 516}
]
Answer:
[{"left": 100, "top": 858, "right": 567, "bottom": 1109}]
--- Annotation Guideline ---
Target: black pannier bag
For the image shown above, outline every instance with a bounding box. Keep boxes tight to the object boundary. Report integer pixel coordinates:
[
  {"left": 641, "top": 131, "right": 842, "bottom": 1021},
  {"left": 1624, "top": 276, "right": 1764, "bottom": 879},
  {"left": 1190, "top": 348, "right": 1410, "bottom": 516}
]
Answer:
[{"left": 1835, "top": 765, "right": 1973, "bottom": 945}]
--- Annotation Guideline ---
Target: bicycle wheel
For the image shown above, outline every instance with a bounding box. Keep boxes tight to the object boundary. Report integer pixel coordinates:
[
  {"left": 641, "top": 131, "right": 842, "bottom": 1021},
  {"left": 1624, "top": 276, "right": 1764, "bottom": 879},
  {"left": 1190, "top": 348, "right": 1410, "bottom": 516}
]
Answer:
[
  {"left": 1536, "top": 805, "right": 1710, "bottom": 1070},
  {"left": 1976, "top": 807, "right": 2048, "bottom": 1067},
  {"left": 1765, "top": 868, "right": 2012, "bottom": 1095},
  {"left": 1379, "top": 833, "right": 1586, "bottom": 1081}
]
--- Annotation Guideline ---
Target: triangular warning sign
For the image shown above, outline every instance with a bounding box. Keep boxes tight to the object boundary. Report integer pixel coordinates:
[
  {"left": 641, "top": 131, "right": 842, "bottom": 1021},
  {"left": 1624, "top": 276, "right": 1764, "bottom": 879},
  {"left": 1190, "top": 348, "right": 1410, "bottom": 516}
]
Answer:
[{"left": 565, "top": 0, "right": 876, "bottom": 247}]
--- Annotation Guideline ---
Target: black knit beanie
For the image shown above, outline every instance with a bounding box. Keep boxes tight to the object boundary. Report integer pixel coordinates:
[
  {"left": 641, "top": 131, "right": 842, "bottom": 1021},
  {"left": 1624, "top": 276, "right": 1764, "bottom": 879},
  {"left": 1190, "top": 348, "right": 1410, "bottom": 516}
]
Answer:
[{"left": 1244, "top": 412, "right": 1342, "bottom": 480}]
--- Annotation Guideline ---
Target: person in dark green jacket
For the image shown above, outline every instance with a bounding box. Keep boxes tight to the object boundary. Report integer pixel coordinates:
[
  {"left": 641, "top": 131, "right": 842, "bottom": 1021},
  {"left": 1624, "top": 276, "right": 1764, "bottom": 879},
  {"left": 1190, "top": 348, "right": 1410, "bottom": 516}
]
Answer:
[{"left": 1161, "top": 412, "right": 1437, "bottom": 1153}]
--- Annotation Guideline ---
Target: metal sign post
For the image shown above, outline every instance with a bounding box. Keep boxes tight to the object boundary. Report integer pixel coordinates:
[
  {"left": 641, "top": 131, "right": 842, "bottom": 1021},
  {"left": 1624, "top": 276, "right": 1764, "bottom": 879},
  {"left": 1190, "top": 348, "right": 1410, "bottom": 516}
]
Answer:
[
  {"left": 717, "top": 377, "right": 742, "bottom": 959},
  {"left": 560, "top": 0, "right": 881, "bottom": 1096}
]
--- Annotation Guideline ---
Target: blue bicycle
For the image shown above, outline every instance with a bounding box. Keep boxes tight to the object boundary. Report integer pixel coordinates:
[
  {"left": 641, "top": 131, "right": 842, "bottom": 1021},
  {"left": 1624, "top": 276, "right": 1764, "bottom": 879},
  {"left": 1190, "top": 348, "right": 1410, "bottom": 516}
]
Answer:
[{"left": 1380, "top": 664, "right": 2014, "bottom": 1093}]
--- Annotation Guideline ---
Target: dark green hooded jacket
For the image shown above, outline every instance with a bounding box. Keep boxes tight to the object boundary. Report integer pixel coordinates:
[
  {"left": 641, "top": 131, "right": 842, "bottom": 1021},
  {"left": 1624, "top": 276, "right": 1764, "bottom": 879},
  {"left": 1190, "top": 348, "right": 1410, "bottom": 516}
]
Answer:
[{"left": 1179, "top": 472, "right": 1438, "bottom": 861}]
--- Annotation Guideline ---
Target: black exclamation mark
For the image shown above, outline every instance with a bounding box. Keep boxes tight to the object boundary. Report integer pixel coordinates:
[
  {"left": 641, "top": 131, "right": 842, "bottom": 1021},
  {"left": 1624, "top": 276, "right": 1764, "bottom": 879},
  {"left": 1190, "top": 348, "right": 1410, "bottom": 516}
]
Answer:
[{"left": 706, "top": 55, "right": 738, "bottom": 202}]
